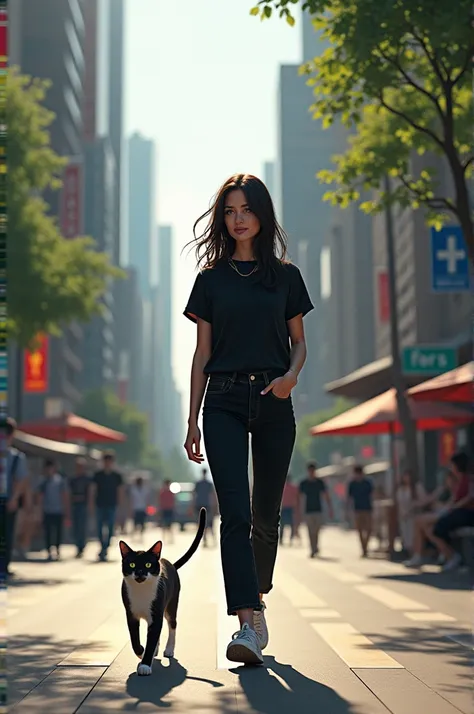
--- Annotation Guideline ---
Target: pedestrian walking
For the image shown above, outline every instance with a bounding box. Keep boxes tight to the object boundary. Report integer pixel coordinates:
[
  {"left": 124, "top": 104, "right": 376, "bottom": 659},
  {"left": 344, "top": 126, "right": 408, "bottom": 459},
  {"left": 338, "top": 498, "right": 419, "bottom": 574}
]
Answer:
[
  {"left": 158, "top": 479, "right": 176, "bottom": 543},
  {"left": 183, "top": 173, "right": 313, "bottom": 664},
  {"left": 130, "top": 475, "right": 150, "bottom": 534},
  {"left": 298, "top": 462, "right": 334, "bottom": 557},
  {"left": 89, "top": 451, "right": 124, "bottom": 562},
  {"left": 280, "top": 475, "right": 299, "bottom": 545},
  {"left": 69, "top": 457, "right": 91, "bottom": 558},
  {"left": 37, "top": 459, "right": 70, "bottom": 561},
  {"left": 3, "top": 418, "right": 30, "bottom": 577},
  {"left": 347, "top": 465, "right": 373, "bottom": 557},
  {"left": 193, "top": 468, "right": 216, "bottom": 546}
]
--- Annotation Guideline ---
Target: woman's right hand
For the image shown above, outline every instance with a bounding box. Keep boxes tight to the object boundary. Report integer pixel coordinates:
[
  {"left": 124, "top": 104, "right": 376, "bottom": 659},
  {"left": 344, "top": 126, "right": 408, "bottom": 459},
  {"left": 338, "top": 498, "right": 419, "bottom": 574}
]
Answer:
[{"left": 184, "top": 423, "right": 204, "bottom": 464}]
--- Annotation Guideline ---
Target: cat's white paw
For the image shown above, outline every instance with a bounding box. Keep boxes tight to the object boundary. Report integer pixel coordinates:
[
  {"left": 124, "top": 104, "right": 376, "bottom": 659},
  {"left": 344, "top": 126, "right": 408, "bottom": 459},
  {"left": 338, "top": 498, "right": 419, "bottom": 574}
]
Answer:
[
  {"left": 137, "top": 663, "right": 152, "bottom": 676},
  {"left": 163, "top": 648, "right": 174, "bottom": 658}
]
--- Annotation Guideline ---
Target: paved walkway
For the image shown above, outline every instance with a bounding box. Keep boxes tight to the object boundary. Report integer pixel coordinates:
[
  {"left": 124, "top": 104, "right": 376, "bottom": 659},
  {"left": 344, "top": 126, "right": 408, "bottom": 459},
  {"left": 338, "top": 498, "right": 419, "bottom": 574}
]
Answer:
[{"left": 7, "top": 526, "right": 471, "bottom": 713}]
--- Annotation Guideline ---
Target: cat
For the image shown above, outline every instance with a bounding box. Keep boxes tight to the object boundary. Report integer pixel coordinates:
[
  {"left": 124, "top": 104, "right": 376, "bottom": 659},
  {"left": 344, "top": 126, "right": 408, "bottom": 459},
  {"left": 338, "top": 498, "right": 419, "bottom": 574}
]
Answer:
[{"left": 119, "top": 507, "right": 206, "bottom": 676}]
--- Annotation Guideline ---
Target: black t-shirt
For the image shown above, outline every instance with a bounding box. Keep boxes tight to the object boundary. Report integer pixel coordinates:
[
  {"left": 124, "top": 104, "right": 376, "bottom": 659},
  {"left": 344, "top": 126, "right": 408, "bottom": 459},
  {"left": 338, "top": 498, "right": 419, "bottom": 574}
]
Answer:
[
  {"left": 93, "top": 470, "right": 123, "bottom": 508},
  {"left": 348, "top": 478, "right": 373, "bottom": 511},
  {"left": 299, "top": 478, "right": 326, "bottom": 513},
  {"left": 69, "top": 474, "right": 91, "bottom": 504},
  {"left": 184, "top": 260, "right": 313, "bottom": 374}
]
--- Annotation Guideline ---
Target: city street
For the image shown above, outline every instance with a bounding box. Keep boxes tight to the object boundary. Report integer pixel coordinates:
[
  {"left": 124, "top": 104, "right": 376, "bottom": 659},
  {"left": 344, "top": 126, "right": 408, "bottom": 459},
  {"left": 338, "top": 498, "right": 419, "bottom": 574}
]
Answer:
[{"left": 7, "top": 525, "right": 471, "bottom": 714}]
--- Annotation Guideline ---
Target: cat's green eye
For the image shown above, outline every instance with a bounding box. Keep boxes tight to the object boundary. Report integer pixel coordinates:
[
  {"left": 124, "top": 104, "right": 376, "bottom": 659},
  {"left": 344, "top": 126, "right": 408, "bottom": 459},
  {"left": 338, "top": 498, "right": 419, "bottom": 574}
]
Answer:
[
  {"left": 129, "top": 562, "right": 135, "bottom": 568},
  {"left": 145, "top": 562, "right": 152, "bottom": 568}
]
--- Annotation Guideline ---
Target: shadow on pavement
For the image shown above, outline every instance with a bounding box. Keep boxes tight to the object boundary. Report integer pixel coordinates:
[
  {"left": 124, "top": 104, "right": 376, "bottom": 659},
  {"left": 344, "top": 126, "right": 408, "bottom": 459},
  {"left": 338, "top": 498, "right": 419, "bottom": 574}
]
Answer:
[
  {"left": 125, "top": 658, "right": 223, "bottom": 708},
  {"left": 8, "top": 576, "right": 81, "bottom": 588},
  {"left": 369, "top": 570, "right": 472, "bottom": 592},
  {"left": 365, "top": 625, "right": 472, "bottom": 692},
  {"left": 7, "top": 634, "right": 106, "bottom": 708},
  {"left": 229, "top": 656, "right": 359, "bottom": 714}
]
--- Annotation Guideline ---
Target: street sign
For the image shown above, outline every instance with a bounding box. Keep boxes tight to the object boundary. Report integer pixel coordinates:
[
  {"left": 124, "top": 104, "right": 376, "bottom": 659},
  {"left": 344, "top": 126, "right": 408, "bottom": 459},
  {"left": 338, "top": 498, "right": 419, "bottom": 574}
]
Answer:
[
  {"left": 402, "top": 346, "right": 457, "bottom": 375},
  {"left": 431, "top": 226, "right": 471, "bottom": 292}
]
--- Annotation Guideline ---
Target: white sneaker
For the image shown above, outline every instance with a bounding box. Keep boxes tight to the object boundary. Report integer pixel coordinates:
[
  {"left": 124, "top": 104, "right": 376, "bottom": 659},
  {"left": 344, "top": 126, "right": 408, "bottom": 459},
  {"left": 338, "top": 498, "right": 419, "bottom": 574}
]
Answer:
[
  {"left": 253, "top": 601, "right": 269, "bottom": 650},
  {"left": 442, "top": 553, "right": 462, "bottom": 572},
  {"left": 226, "top": 623, "right": 263, "bottom": 665},
  {"left": 403, "top": 555, "right": 423, "bottom": 568}
]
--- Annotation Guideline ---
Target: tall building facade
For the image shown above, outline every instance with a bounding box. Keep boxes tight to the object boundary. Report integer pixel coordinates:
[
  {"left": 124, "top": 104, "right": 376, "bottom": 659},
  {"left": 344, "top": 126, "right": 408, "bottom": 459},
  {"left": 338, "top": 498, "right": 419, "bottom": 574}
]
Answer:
[
  {"left": 127, "top": 133, "right": 156, "bottom": 300},
  {"left": 108, "top": 0, "right": 125, "bottom": 268},
  {"left": 126, "top": 133, "right": 157, "bottom": 423},
  {"left": 152, "top": 226, "right": 183, "bottom": 454},
  {"left": 80, "top": 0, "right": 124, "bottom": 397},
  {"left": 372, "top": 155, "right": 472, "bottom": 362},
  {"left": 114, "top": 267, "right": 143, "bottom": 408},
  {"left": 11, "top": 0, "right": 86, "bottom": 420},
  {"left": 277, "top": 18, "right": 343, "bottom": 416},
  {"left": 81, "top": 137, "right": 116, "bottom": 392}
]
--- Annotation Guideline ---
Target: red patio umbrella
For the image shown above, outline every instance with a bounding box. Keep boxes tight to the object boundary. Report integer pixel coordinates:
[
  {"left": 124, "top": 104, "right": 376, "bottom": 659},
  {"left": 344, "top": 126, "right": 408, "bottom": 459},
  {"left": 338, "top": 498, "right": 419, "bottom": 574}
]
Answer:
[
  {"left": 310, "top": 389, "right": 473, "bottom": 437},
  {"left": 408, "top": 362, "right": 473, "bottom": 403},
  {"left": 20, "top": 413, "right": 126, "bottom": 443}
]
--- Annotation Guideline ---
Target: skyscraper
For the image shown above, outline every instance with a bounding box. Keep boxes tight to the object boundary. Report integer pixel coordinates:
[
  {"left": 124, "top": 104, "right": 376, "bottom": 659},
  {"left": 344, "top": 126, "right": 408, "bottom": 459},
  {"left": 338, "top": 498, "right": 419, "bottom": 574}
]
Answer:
[
  {"left": 277, "top": 17, "right": 342, "bottom": 416},
  {"left": 12, "top": 0, "right": 86, "bottom": 420},
  {"left": 127, "top": 133, "right": 156, "bottom": 300}
]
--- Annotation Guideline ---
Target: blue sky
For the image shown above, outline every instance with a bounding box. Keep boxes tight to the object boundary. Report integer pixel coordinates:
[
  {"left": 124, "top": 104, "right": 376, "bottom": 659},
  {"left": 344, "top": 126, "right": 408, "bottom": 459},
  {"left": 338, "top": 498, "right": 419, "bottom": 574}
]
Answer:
[{"left": 125, "top": 0, "right": 303, "bottom": 404}]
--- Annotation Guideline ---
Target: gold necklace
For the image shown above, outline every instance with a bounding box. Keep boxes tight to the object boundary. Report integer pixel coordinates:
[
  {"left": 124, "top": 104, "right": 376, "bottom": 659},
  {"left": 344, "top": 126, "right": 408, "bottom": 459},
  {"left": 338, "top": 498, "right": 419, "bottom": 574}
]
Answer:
[{"left": 228, "top": 259, "right": 258, "bottom": 278}]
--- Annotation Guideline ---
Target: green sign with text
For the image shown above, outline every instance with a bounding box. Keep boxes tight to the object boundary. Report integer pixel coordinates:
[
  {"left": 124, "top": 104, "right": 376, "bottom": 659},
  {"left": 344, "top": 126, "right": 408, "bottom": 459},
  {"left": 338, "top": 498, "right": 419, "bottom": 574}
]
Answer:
[{"left": 402, "top": 346, "right": 457, "bottom": 375}]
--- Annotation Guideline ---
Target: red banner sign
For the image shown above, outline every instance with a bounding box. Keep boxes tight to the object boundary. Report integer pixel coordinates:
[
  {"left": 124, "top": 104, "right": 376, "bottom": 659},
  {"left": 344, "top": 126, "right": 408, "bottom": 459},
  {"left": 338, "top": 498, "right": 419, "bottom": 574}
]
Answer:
[
  {"left": 60, "top": 163, "right": 82, "bottom": 238},
  {"left": 24, "top": 335, "right": 49, "bottom": 393},
  {"left": 0, "top": 8, "right": 7, "bottom": 69},
  {"left": 438, "top": 429, "right": 456, "bottom": 466},
  {"left": 377, "top": 270, "right": 390, "bottom": 323}
]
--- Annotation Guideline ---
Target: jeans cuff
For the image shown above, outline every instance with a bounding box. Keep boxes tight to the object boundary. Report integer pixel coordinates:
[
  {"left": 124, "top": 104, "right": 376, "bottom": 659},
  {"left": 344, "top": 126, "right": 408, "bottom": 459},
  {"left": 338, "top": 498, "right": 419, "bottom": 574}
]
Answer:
[{"left": 228, "top": 601, "right": 262, "bottom": 616}]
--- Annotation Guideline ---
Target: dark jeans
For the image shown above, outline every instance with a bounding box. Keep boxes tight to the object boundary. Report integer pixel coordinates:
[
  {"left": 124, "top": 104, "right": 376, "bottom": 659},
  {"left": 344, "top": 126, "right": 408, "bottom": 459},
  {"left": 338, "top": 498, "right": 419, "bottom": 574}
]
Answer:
[
  {"left": 72, "top": 502, "right": 88, "bottom": 552},
  {"left": 97, "top": 506, "right": 116, "bottom": 554},
  {"left": 44, "top": 513, "right": 63, "bottom": 551},
  {"left": 433, "top": 508, "right": 474, "bottom": 543},
  {"left": 203, "top": 371, "right": 296, "bottom": 615}
]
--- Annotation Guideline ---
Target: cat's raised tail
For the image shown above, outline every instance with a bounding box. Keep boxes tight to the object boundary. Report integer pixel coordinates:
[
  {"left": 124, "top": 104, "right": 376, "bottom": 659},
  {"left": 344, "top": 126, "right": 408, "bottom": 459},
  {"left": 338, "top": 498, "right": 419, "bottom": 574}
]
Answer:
[{"left": 173, "top": 507, "right": 207, "bottom": 570}]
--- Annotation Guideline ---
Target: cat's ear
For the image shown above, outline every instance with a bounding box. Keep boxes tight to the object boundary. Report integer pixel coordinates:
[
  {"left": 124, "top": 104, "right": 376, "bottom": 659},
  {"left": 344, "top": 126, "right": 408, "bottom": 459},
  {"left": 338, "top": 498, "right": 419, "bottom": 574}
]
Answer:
[
  {"left": 148, "top": 541, "right": 162, "bottom": 559},
  {"left": 119, "top": 541, "right": 132, "bottom": 558}
]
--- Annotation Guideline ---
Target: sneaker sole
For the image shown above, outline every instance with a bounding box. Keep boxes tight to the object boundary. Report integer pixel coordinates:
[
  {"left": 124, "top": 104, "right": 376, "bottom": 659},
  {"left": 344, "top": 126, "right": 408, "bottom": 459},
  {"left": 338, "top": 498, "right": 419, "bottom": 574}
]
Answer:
[{"left": 226, "top": 643, "right": 263, "bottom": 665}]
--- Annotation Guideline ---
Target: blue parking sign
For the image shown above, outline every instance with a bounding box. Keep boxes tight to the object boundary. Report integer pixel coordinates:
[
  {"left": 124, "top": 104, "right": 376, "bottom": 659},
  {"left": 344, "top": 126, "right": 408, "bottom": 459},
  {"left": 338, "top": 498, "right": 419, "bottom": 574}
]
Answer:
[{"left": 431, "top": 226, "right": 471, "bottom": 292}]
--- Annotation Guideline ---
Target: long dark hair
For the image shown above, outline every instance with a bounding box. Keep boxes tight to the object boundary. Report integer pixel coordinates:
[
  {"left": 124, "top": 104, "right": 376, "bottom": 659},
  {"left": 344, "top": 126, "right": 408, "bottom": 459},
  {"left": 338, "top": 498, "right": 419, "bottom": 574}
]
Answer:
[{"left": 186, "top": 174, "right": 289, "bottom": 287}]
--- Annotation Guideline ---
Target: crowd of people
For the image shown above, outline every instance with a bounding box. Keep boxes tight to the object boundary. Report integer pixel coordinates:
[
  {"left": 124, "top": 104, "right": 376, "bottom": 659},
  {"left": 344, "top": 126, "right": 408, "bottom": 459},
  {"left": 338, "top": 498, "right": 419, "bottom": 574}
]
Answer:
[
  {"left": 4, "top": 417, "right": 218, "bottom": 576},
  {"left": 277, "top": 454, "right": 473, "bottom": 574},
  {"left": 4, "top": 415, "right": 472, "bottom": 579}
]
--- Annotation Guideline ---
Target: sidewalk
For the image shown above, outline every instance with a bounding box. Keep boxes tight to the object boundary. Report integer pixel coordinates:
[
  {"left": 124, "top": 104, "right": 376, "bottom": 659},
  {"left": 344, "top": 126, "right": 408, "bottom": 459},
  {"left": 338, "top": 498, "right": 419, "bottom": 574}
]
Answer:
[{"left": 7, "top": 526, "right": 471, "bottom": 713}]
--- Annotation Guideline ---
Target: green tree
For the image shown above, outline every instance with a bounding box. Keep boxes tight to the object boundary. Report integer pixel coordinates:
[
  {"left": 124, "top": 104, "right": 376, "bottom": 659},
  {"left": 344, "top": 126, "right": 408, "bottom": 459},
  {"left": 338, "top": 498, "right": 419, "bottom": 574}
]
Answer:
[
  {"left": 78, "top": 388, "right": 149, "bottom": 466},
  {"left": 291, "top": 398, "right": 375, "bottom": 477},
  {"left": 8, "top": 68, "right": 122, "bottom": 346},
  {"left": 251, "top": 0, "right": 474, "bottom": 262}
]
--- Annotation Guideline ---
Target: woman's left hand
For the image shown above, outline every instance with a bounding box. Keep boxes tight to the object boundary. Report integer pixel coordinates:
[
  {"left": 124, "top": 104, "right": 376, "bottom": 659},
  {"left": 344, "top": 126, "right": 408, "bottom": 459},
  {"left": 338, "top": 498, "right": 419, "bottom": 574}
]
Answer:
[{"left": 261, "top": 371, "right": 298, "bottom": 399}]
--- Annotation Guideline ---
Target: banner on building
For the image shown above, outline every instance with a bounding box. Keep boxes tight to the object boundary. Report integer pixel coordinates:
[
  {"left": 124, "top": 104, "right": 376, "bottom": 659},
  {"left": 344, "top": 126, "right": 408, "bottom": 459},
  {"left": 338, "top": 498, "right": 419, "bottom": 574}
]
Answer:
[
  {"left": 377, "top": 270, "right": 390, "bottom": 323},
  {"left": 24, "top": 334, "right": 49, "bottom": 393},
  {"left": 60, "top": 162, "right": 83, "bottom": 238},
  {"left": 438, "top": 429, "right": 456, "bottom": 466}
]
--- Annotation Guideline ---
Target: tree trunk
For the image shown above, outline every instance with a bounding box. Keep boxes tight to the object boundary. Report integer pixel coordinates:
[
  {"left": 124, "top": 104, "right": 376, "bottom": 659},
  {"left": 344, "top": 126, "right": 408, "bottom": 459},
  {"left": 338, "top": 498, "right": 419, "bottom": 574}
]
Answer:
[
  {"left": 443, "top": 138, "right": 474, "bottom": 266},
  {"left": 383, "top": 176, "right": 419, "bottom": 494}
]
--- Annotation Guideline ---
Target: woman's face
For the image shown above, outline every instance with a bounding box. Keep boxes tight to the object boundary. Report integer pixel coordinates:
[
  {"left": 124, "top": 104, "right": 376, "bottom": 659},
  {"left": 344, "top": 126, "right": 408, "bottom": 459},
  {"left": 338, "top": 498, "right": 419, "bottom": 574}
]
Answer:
[{"left": 224, "top": 189, "right": 261, "bottom": 246}]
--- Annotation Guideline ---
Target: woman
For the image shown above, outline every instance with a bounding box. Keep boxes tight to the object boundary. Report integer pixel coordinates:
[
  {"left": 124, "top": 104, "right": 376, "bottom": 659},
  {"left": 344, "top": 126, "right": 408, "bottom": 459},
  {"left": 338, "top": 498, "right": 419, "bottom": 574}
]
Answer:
[
  {"left": 395, "top": 470, "right": 425, "bottom": 556},
  {"left": 404, "top": 470, "right": 455, "bottom": 568},
  {"left": 183, "top": 174, "right": 313, "bottom": 664}
]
